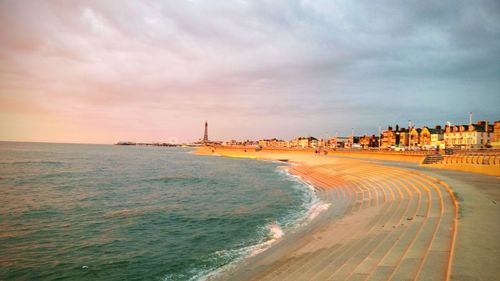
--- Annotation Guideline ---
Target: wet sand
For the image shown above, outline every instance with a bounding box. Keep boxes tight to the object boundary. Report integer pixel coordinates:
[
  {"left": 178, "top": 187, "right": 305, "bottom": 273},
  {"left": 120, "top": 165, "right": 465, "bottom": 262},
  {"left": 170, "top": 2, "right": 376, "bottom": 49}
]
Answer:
[{"left": 194, "top": 147, "right": 499, "bottom": 281}]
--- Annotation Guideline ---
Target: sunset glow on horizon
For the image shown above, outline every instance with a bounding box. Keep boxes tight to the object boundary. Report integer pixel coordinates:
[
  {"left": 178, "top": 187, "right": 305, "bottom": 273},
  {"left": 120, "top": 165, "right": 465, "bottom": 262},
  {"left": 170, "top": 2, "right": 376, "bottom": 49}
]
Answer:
[{"left": 1, "top": 1, "right": 499, "bottom": 144}]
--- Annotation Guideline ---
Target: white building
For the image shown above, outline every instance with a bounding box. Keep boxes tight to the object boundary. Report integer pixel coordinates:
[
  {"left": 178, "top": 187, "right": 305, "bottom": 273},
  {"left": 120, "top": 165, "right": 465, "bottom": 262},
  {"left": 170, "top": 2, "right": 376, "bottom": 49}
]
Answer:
[{"left": 444, "top": 121, "right": 493, "bottom": 149}]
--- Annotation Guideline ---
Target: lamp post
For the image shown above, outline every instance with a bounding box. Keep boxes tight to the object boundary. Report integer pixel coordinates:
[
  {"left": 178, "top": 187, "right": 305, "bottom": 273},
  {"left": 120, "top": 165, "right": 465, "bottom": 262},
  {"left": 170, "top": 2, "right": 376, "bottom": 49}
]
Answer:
[
  {"left": 450, "top": 121, "right": 452, "bottom": 148},
  {"left": 378, "top": 126, "right": 381, "bottom": 150},
  {"left": 351, "top": 128, "right": 354, "bottom": 149},
  {"left": 469, "top": 112, "right": 473, "bottom": 150},
  {"left": 408, "top": 120, "right": 412, "bottom": 148}
]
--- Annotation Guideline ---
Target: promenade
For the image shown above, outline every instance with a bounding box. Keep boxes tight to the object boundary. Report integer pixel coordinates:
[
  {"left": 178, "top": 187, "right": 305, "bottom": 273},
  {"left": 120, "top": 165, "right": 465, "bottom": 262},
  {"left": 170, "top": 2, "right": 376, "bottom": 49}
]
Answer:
[{"left": 196, "top": 147, "right": 499, "bottom": 281}]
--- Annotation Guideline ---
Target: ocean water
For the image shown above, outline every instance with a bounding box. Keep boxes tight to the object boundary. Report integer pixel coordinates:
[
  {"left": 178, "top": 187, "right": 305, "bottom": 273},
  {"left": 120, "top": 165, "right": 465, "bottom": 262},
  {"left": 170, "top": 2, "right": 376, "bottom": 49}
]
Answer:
[{"left": 0, "top": 142, "right": 319, "bottom": 281}]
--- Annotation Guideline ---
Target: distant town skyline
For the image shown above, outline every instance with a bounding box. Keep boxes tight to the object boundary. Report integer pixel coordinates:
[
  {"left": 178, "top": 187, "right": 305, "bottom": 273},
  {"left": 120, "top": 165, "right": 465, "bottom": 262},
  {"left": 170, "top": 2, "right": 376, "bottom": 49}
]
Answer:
[{"left": 1, "top": 1, "right": 499, "bottom": 144}]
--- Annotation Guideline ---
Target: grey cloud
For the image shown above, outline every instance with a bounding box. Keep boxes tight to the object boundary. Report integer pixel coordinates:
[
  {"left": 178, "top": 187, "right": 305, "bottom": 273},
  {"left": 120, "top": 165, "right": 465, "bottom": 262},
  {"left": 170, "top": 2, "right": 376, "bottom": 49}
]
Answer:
[{"left": 0, "top": 0, "right": 499, "bottom": 140}]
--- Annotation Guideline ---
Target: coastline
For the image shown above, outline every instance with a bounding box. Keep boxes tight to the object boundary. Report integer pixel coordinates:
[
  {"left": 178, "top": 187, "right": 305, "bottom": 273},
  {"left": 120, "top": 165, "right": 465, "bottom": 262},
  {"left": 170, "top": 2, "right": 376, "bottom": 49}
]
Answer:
[
  {"left": 196, "top": 157, "right": 330, "bottom": 281},
  {"left": 194, "top": 146, "right": 500, "bottom": 281}
]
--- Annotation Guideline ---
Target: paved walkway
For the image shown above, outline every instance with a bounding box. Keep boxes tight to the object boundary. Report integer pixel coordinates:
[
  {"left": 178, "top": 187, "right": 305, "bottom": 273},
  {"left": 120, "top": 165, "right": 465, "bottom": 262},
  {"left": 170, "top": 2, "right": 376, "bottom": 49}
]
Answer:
[{"left": 331, "top": 156, "right": 500, "bottom": 281}]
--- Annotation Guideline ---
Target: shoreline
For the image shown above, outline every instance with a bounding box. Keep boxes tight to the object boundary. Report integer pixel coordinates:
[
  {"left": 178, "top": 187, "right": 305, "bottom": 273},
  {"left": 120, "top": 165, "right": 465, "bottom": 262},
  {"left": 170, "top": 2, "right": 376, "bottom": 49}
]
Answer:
[
  {"left": 195, "top": 146, "right": 499, "bottom": 281},
  {"left": 200, "top": 160, "right": 330, "bottom": 281}
]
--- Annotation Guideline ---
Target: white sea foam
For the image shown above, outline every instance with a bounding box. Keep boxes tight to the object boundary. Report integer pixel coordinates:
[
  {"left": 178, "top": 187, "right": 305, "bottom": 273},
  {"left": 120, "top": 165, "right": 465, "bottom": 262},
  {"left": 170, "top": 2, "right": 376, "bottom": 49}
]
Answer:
[
  {"left": 259, "top": 167, "right": 333, "bottom": 242},
  {"left": 194, "top": 224, "right": 284, "bottom": 281},
  {"left": 268, "top": 223, "right": 284, "bottom": 239},
  {"left": 306, "top": 201, "right": 331, "bottom": 220},
  {"left": 246, "top": 223, "right": 285, "bottom": 257}
]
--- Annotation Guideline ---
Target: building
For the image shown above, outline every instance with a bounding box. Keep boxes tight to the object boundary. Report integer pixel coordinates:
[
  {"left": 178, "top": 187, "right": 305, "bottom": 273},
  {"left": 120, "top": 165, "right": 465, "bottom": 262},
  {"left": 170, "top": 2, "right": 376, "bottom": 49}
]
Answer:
[
  {"left": 381, "top": 126, "right": 396, "bottom": 148},
  {"left": 328, "top": 137, "right": 338, "bottom": 148},
  {"left": 359, "top": 135, "right": 379, "bottom": 148},
  {"left": 329, "top": 136, "right": 352, "bottom": 148},
  {"left": 395, "top": 127, "right": 410, "bottom": 147},
  {"left": 346, "top": 136, "right": 361, "bottom": 149},
  {"left": 444, "top": 120, "right": 493, "bottom": 149},
  {"left": 305, "top": 137, "right": 319, "bottom": 148},
  {"left": 258, "top": 138, "right": 289, "bottom": 148},
  {"left": 258, "top": 139, "right": 269, "bottom": 147},
  {"left": 493, "top": 121, "right": 500, "bottom": 148},
  {"left": 444, "top": 124, "right": 464, "bottom": 148},
  {"left": 223, "top": 139, "right": 258, "bottom": 146},
  {"left": 195, "top": 120, "right": 216, "bottom": 145},
  {"left": 409, "top": 128, "right": 422, "bottom": 147},
  {"left": 290, "top": 136, "right": 318, "bottom": 148},
  {"left": 419, "top": 127, "right": 432, "bottom": 148},
  {"left": 359, "top": 135, "right": 370, "bottom": 148},
  {"left": 317, "top": 139, "right": 328, "bottom": 148},
  {"left": 429, "top": 126, "right": 444, "bottom": 149},
  {"left": 223, "top": 139, "right": 239, "bottom": 146},
  {"left": 203, "top": 121, "right": 209, "bottom": 143}
]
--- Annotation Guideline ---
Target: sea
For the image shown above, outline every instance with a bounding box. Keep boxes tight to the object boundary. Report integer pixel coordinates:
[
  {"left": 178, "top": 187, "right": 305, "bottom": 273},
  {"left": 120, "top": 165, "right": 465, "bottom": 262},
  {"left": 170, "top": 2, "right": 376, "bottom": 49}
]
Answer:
[{"left": 0, "top": 142, "right": 323, "bottom": 281}]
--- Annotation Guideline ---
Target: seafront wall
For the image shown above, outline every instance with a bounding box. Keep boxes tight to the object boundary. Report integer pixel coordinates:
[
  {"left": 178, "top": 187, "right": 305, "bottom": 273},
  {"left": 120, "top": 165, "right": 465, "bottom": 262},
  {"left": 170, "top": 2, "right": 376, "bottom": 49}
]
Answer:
[
  {"left": 420, "top": 162, "right": 500, "bottom": 176},
  {"left": 328, "top": 150, "right": 425, "bottom": 163},
  {"left": 421, "top": 153, "right": 500, "bottom": 176}
]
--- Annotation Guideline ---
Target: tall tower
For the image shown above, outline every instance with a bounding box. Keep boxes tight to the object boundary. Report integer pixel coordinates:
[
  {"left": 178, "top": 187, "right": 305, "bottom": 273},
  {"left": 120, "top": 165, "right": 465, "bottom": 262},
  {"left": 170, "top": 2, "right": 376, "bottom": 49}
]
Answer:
[{"left": 203, "top": 121, "right": 209, "bottom": 142}]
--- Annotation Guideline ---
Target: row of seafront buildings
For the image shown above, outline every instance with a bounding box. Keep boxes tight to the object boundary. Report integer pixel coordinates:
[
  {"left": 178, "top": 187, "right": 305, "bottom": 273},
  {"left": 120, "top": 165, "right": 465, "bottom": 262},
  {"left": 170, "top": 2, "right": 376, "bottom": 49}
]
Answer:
[
  {"left": 221, "top": 119, "right": 500, "bottom": 150},
  {"left": 222, "top": 137, "right": 324, "bottom": 148},
  {"left": 380, "top": 120, "right": 497, "bottom": 149}
]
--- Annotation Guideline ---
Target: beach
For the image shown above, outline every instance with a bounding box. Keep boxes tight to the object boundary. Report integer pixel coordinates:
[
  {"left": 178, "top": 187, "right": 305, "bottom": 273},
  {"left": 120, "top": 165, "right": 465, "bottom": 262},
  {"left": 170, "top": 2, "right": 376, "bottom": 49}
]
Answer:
[{"left": 195, "top": 146, "right": 500, "bottom": 281}]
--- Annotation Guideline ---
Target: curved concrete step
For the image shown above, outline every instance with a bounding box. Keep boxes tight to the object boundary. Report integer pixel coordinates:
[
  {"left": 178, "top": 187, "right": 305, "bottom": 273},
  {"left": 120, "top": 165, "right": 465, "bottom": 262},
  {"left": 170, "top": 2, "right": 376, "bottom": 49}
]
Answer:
[{"left": 243, "top": 163, "right": 457, "bottom": 281}]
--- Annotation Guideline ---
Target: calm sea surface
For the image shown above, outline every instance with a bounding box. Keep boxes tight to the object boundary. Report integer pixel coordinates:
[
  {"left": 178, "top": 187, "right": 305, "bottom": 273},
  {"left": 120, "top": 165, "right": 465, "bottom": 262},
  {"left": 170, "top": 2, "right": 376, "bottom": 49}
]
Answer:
[{"left": 0, "top": 142, "right": 317, "bottom": 281}]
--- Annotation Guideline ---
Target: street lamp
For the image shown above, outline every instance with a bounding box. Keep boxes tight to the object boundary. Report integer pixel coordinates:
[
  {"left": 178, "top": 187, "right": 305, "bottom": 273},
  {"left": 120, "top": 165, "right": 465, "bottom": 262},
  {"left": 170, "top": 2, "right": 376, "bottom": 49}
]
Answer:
[
  {"left": 378, "top": 126, "right": 381, "bottom": 150},
  {"left": 351, "top": 128, "right": 354, "bottom": 149}
]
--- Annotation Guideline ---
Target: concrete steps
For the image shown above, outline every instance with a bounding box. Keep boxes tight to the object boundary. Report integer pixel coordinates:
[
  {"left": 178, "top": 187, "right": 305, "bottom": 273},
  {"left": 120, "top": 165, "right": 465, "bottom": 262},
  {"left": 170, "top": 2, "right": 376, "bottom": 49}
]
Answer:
[
  {"left": 311, "top": 173, "right": 414, "bottom": 280},
  {"left": 422, "top": 154, "right": 444, "bottom": 164},
  {"left": 294, "top": 170, "right": 408, "bottom": 281},
  {"left": 247, "top": 162, "right": 457, "bottom": 281},
  {"left": 261, "top": 168, "right": 390, "bottom": 281}
]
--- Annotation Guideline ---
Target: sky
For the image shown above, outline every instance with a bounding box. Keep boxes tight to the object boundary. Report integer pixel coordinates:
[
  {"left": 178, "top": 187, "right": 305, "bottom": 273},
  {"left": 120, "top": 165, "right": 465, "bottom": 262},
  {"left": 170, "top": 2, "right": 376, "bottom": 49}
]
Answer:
[{"left": 1, "top": 0, "right": 499, "bottom": 144}]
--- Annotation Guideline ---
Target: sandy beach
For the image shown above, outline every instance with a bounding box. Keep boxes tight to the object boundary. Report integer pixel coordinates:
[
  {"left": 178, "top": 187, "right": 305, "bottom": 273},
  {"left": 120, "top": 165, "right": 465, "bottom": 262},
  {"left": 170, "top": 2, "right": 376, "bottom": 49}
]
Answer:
[{"left": 195, "top": 146, "right": 500, "bottom": 281}]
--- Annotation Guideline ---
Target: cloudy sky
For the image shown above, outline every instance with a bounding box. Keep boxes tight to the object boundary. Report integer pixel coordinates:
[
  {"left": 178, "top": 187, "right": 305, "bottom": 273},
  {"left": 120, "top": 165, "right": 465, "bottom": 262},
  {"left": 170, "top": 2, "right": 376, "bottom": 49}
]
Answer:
[{"left": 1, "top": 0, "right": 499, "bottom": 143}]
